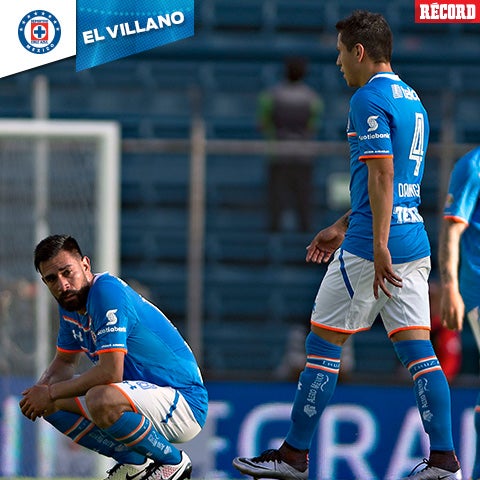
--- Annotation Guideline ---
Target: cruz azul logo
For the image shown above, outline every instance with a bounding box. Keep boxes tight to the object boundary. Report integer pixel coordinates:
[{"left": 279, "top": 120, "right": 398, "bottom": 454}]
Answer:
[
  {"left": 18, "top": 10, "right": 62, "bottom": 54},
  {"left": 415, "top": 0, "right": 480, "bottom": 22}
]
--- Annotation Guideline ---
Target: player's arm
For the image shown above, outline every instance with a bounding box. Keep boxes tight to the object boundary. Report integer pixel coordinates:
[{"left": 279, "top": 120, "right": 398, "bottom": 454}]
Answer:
[
  {"left": 36, "top": 349, "right": 80, "bottom": 385},
  {"left": 438, "top": 217, "right": 467, "bottom": 330},
  {"left": 306, "top": 209, "right": 351, "bottom": 263},
  {"left": 48, "top": 350, "right": 125, "bottom": 401},
  {"left": 20, "top": 349, "right": 80, "bottom": 420},
  {"left": 20, "top": 350, "right": 125, "bottom": 421},
  {"left": 367, "top": 156, "right": 403, "bottom": 299}
]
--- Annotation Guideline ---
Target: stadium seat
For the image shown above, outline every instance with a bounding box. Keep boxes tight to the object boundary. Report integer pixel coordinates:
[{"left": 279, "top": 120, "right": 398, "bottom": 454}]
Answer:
[
  {"left": 205, "top": 231, "right": 271, "bottom": 266},
  {"left": 273, "top": 0, "right": 326, "bottom": 34},
  {"left": 203, "top": 321, "right": 288, "bottom": 376},
  {"left": 206, "top": 0, "right": 265, "bottom": 31}
]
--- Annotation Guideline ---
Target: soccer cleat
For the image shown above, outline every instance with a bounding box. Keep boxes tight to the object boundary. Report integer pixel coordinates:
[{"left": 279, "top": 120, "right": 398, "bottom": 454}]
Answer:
[
  {"left": 104, "top": 459, "right": 153, "bottom": 480},
  {"left": 138, "top": 451, "right": 192, "bottom": 480},
  {"left": 401, "top": 459, "right": 462, "bottom": 480},
  {"left": 233, "top": 449, "right": 308, "bottom": 480}
]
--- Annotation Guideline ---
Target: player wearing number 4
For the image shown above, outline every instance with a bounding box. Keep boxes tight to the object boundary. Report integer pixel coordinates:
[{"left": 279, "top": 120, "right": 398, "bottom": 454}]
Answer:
[
  {"left": 233, "top": 10, "right": 461, "bottom": 480},
  {"left": 19, "top": 235, "right": 208, "bottom": 480}
]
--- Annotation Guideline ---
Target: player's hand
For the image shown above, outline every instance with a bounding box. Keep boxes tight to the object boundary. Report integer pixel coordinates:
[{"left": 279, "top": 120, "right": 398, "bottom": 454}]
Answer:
[
  {"left": 19, "top": 384, "right": 54, "bottom": 421},
  {"left": 440, "top": 285, "right": 464, "bottom": 331},
  {"left": 306, "top": 225, "right": 345, "bottom": 264},
  {"left": 373, "top": 246, "right": 402, "bottom": 299}
]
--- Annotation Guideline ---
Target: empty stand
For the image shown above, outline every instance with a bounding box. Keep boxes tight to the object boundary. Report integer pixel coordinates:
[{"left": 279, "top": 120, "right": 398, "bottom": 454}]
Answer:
[
  {"left": 204, "top": 0, "right": 265, "bottom": 32},
  {"left": 1, "top": 0, "right": 478, "bottom": 380},
  {"left": 272, "top": 0, "right": 326, "bottom": 34}
]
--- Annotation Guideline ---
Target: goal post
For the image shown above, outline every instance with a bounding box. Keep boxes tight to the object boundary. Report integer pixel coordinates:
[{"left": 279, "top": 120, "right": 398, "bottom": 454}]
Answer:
[
  {"left": 0, "top": 118, "right": 121, "bottom": 275},
  {"left": 0, "top": 118, "right": 120, "bottom": 477}
]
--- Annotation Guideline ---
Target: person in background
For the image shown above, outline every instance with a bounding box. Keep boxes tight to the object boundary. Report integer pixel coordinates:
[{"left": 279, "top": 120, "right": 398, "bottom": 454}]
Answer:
[
  {"left": 439, "top": 146, "right": 480, "bottom": 480},
  {"left": 19, "top": 234, "right": 207, "bottom": 480},
  {"left": 258, "top": 56, "right": 323, "bottom": 232},
  {"left": 233, "top": 10, "right": 461, "bottom": 480}
]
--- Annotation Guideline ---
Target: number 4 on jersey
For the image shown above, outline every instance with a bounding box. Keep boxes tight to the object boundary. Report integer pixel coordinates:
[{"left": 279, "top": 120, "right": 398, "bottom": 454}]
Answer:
[{"left": 409, "top": 112, "right": 424, "bottom": 176}]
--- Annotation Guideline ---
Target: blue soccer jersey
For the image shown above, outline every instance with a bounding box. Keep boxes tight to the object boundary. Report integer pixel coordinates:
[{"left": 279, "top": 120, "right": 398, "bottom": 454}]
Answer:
[
  {"left": 443, "top": 147, "right": 480, "bottom": 312},
  {"left": 342, "top": 72, "right": 431, "bottom": 263},
  {"left": 56, "top": 273, "right": 208, "bottom": 426}
]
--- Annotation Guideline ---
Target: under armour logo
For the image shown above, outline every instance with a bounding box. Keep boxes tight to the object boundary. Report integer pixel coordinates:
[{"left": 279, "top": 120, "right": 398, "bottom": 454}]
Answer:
[{"left": 72, "top": 330, "right": 83, "bottom": 342}]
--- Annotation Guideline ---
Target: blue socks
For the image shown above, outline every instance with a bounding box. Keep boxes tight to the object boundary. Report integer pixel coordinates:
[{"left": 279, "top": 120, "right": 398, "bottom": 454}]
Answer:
[
  {"left": 47, "top": 410, "right": 181, "bottom": 465},
  {"left": 105, "top": 411, "right": 181, "bottom": 465},
  {"left": 286, "top": 332, "right": 342, "bottom": 450},
  {"left": 45, "top": 410, "right": 145, "bottom": 464},
  {"left": 394, "top": 339, "right": 454, "bottom": 451}
]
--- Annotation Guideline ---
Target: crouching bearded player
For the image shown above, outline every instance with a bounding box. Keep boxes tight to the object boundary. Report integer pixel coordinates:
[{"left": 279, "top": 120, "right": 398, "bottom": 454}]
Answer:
[{"left": 19, "top": 234, "right": 207, "bottom": 480}]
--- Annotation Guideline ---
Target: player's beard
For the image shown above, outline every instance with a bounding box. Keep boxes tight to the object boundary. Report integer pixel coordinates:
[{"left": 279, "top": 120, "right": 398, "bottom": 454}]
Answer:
[{"left": 57, "top": 284, "right": 91, "bottom": 312}]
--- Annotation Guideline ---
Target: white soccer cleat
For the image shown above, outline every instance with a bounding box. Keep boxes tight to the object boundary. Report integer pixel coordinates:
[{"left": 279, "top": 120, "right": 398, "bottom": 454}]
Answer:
[
  {"left": 104, "top": 458, "right": 153, "bottom": 480},
  {"left": 233, "top": 449, "right": 308, "bottom": 480},
  {"left": 401, "top": 459, "right": 462, "bottom": 480},
  {"left": 137, "top": 451, "right": 192, "bottom": 480}
]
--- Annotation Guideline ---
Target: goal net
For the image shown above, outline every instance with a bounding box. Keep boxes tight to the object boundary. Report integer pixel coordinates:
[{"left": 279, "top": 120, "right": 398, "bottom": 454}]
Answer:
[{"left": 0, "top": 119, "right": 120, "bottom": 477}]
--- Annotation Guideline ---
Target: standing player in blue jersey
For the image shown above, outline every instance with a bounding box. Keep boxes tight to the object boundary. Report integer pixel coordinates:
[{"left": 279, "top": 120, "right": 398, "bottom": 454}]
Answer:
[
  {"left": 19, "top": 235, "right": 208, "bottom": 480},
  {"left": 233, "top": 10, "right": 461, "bottom": 480},
  {"left": 439, "top": 146, "right": 480, "bottom": 480}
]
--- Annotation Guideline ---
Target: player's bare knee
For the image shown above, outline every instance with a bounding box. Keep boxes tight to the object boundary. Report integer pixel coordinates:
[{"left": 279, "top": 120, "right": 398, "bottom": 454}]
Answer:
[{"left": 85, "top": 385, "right": 122, "bottom": 427}]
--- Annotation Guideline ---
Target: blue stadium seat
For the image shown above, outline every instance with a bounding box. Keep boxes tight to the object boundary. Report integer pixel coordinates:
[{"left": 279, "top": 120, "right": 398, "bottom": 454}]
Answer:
[
  {"left": 206, "top": 0, "right": 265, "bottom": 31},
  {"left": 203, "top": 321, "right": 288, "bottom": 374},
  {"left": 205, "top": 231, "right": 271, "bottom": 265},
  {"left": 122, "top": 153, "right": 190, "bottom": 206},
  {"left": 205, "top": 62, "right": 267, "bottom": 92},
  {"left": 206, "top": 209, "right": 266, "bottom": 232},
  {"left": 121, "top": 264, "right": 187, "bottom": 322},
  {"left": 122, "top": 229, "right": 187, "bottom": 263},
  {"left": 272, "top": 0, "right": 326, "bottom": 33}
]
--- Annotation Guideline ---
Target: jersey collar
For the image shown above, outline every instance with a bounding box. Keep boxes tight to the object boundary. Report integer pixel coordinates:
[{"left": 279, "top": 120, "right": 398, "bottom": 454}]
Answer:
[{"left": 368, "top": 72, "right": 400, "bottom": 83}]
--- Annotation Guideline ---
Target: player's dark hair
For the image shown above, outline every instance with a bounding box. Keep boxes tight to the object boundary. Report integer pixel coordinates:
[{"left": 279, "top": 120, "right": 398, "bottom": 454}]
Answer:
[
  {"left": 335, "top": 10, "right": 392, "bottom": 63},
  {"left": 34, "top": 234, "right": 84, "bottom": 272}
]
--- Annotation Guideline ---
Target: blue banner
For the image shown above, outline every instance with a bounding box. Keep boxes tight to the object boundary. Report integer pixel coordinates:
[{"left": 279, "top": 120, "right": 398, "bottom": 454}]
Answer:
[
  {"left": 187, "top": 382, "right": 477, "bottom": 479},
  {"left": 1, "top": 380, "right": 477, "bottom": 479},
  {"left": 76, "top": 0, "right": 194, "bottom": 71}
]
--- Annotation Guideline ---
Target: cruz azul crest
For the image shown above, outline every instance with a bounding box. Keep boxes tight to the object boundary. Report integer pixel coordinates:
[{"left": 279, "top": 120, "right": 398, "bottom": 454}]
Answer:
[{"left": 18, "top": 10, "right": 61, "bottom": 54}]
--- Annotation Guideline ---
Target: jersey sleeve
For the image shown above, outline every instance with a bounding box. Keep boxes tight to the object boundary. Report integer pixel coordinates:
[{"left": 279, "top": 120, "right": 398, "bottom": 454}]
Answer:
[
  {"left": 444, "top": 150, "right": 480, "bottom": 224},
  {"left": 89, "top": 277, "right": 129, "bottom": 355},
  {"left": 57, "top": 311, "right": 84, "bottom": 353},
  {"left": 350, "top": 89, "right": 393, "bottom": 162}
]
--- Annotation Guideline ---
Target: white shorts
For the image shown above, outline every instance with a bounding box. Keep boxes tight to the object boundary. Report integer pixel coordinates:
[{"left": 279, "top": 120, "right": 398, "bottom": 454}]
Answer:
[
  {"left": 311, "top": 249, "right": 431, "bottom": 336},
  {"left": 77, "top": 381, "right": 201, "bottom": 443}
]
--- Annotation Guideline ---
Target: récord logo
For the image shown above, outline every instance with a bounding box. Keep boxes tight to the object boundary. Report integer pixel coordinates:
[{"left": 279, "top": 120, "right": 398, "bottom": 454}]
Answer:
[{"left": 415, "top": 0, "right": 480, "bottom": 23}]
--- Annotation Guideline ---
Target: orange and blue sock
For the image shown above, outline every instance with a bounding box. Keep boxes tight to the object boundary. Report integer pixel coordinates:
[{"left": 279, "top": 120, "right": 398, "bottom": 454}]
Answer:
[
  {"left": 285, "top": 332, "right": 341, "bottom": 450},
  {"left": 104, "top": 411, "right": 181, "bottom": 465},
  {"left": 394, "top": 339, "right": 454, "bottom": 451},
  {"left": 45, "top": 410, "right": 145, "bottom": 464}
]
